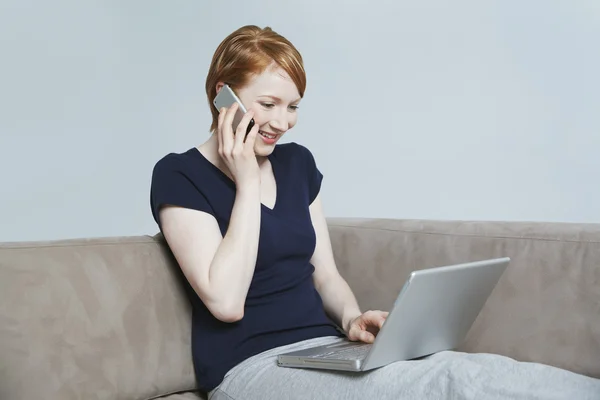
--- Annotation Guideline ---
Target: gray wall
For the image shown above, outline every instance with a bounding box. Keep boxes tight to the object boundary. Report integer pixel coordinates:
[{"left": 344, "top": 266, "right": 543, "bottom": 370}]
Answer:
[{"left": 1, "top": 0, "right": 599, "bottom": 242}]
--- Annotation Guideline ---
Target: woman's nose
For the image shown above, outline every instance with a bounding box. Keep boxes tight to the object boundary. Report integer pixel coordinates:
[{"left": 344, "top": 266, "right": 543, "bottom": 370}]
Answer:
[{"left": 270, "top": 111, "right": 289, "bottom": 133}]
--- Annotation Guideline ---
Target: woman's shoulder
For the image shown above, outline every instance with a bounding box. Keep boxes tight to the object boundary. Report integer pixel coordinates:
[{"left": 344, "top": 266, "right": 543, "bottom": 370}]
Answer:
[
  {"left": 274, "top": 142, "right": 317, "bottom": 164},
  {"left": 149, "top": 148, "right": 218, "bottom": 224},
  {"left": 152, "top": 147, "right": 203, "bottom": 177}
]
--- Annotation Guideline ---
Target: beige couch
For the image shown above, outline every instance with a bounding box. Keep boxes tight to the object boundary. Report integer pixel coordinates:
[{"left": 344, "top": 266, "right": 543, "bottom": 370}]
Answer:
[{"left": 1, "top": 218, "right": 599, "bottom": 400}]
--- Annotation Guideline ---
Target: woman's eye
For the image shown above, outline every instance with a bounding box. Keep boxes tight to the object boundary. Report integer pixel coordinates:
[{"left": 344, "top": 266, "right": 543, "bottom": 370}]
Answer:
[
  {"left": 261, "top": 103, "right": 275, "bottom": 109},
  {"left": 289, "top": 105, "right": 299, "bottom": 111}
]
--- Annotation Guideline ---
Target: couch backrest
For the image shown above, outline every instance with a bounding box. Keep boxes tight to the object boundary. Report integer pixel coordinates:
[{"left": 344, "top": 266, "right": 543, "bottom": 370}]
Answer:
[
  {"left": 0, "top": 235, "right": 195, "bottom": 400},
  {"left": 326, "top": 218, "right": 600, "bottom": 380},
  {"left": 2, "top": 218, "right": 599, "bottom": 400}
]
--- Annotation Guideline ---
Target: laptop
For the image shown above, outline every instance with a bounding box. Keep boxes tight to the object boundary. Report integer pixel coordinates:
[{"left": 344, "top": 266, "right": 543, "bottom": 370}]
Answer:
[{"left": 277, "top": 257, "right": 510, "bottom": 372}]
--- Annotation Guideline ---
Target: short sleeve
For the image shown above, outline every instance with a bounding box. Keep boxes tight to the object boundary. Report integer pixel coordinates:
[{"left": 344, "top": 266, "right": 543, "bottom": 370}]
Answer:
[
  {"left": 298, "top": 144, "right": 323, "bottom": 204},
  {"left": 150, "top": 156, "right": 214, "bottom": 228}
]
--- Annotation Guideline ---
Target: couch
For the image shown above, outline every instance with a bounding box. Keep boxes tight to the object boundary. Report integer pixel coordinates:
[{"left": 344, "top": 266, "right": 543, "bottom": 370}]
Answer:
[{"left": 1, "top": 218, "right": 599, "bottom": 399}]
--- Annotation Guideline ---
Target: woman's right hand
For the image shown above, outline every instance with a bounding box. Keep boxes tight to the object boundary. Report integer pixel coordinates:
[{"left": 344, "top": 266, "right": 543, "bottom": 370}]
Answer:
[{"left": 217, "top": 103, "right": 261, "bottom": 188}]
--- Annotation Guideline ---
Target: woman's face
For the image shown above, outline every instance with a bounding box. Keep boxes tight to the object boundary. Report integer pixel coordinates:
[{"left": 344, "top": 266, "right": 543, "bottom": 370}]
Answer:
[{"left": 220, "top": 65, "right": 301, "bottom": 156}]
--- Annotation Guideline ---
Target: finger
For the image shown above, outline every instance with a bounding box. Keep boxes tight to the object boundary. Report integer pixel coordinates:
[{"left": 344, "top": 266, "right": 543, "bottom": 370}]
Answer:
[
  {"left": 348, "top": 327, "right": 362, "bottom": 342},
  {"left": 244, "top": 122, "right": 260, "bottom": 151},
  {"left": 217, "top": 107, "right": 226, "bottom": 153},
  {"left": 235, "top": 109, "right": 254, "bottom": 148},
  {"left": 379, "top": 311, "right": 390, "bottom": 328},
  {"left": 360, "top": 331, "right": 375, "bottom": 344},
  {"left": 359, "top": 313, "right": 384, "bottom": 331},
  {"left": 222, "top": 103, "right": 238, "bottom": 153},
  {"left": 364, "top": 311, "right": 383, "bottom": 325}
]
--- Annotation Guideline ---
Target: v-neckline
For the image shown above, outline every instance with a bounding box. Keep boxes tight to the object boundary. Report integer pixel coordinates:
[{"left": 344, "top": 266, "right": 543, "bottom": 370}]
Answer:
[{"left": 192, "top": 147, "right": 279, "bottom": 213}]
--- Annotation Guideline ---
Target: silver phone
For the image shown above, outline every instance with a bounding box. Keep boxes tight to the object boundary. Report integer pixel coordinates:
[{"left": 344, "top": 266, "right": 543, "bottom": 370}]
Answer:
[{"left": 212, "top": 84, "right": 255, "bottom": 135}]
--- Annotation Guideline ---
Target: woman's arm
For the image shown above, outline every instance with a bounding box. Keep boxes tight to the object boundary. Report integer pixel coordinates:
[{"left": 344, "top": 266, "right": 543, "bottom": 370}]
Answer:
[
  {"left": 160, "top": 181, "right": 261, "bottom": 323},
  {"left": 310, "top": 194, "right": 388, "bottom": 342},
  {"left": 159, "top": 106, "right": 262, "bottom": 323}
]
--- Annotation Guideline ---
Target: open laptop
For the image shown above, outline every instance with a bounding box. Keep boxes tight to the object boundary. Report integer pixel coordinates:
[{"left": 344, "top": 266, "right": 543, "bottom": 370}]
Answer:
[{"left": 277, "top": 257, "right": 510, "bottom": 372}]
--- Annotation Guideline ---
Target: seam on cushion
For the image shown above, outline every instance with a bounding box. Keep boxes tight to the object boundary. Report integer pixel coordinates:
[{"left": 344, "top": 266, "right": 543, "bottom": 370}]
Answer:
[
  {"left": 0, "top": 236, "right": 160, "bottom": 250},
  {"left": 4, "top": 222, "right": 600, "bottom": 249},
  {"left": 208, "top": 389, "right": 235, "bottom": 400},
  {"left": 327, "top": 223, "right": 600, "bottom": 244},
  {"left": 143, "top": 388, "right": 202, "bottom": 400}
]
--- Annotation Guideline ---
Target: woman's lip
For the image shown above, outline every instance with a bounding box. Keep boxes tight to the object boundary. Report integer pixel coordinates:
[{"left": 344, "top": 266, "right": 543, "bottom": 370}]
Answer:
[{"left": 259, "top": 131, "right": 278, "bottom": 144}]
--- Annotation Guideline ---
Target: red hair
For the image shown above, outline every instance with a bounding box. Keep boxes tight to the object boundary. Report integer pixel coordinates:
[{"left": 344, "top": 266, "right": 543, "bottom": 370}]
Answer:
[{"left": 205, "top": 25, "right": 306, "bottom": 132}]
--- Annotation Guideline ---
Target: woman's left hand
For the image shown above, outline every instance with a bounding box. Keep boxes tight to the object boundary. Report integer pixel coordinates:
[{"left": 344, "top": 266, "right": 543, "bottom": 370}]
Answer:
[{"left": 346, "top": 310, "right": 389, "bottom": 343}]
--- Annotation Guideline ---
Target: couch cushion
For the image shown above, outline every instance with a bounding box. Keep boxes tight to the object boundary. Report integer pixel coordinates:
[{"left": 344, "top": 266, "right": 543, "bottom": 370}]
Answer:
[
  {"left": 0, "top": 236, "right": 196, "bottom": 400},
  {"left": 326, "top": 218, "right": 600, "bottom": 379}
]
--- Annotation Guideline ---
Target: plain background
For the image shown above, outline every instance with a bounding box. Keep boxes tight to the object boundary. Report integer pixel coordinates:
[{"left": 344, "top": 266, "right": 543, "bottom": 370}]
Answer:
[{"left": 1, "top": 0, "right": 599, "bottom": 242}]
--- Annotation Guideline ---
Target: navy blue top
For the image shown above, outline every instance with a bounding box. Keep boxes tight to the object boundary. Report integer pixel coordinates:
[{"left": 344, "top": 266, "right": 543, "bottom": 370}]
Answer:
[{"left": 149, "top": 142, "right": 343, "bottom": 392}]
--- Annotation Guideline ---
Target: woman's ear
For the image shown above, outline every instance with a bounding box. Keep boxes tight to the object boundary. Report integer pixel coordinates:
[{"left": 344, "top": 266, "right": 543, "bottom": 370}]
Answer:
[{"left": 215, "top": 82, "right": 225, "bottom": 94}]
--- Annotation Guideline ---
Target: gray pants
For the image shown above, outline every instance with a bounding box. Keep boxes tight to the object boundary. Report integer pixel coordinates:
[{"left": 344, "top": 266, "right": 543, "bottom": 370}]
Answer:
[{"left": 209, "top": 336, "right": 600, "bottom": 400}]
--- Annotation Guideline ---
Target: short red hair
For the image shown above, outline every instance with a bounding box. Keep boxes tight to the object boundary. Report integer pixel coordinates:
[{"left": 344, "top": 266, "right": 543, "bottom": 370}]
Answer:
[{"left": 205, "top": 25, "right": 306, "bottom": 132}]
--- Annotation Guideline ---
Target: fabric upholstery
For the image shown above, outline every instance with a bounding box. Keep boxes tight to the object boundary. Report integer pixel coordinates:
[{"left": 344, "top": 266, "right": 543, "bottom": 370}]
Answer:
[
  {"left": 1, "top": 218, "right": 599, "bottom": 399},
  {"left": 326, "top": 218, "right": 600, "bottom": 379},
  {"left": 0, "top": 236, "right": 196, "bottom": 400}
]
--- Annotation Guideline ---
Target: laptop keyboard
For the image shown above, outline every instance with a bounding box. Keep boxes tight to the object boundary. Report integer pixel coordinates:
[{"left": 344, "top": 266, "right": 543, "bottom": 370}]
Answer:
[{"left": 310, "top": 344, "right": 372, "bottom": 360}]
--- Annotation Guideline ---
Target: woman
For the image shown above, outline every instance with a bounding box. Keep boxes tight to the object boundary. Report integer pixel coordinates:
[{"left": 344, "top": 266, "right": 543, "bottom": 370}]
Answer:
[
  {"left": 150, "top": 25, "right": 388, "bottom": 397},
  {"left": 150, "top": 25, "right": 599, "bottom": 400}
]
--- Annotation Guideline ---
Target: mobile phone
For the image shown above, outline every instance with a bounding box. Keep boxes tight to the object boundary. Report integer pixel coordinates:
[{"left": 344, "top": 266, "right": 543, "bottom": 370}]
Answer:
[{"left": 213, "top": 84, "right": 255, "bottom": 135}]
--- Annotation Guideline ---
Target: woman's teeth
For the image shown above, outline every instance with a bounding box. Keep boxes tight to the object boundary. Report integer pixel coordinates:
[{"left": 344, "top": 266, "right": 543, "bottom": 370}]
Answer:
[{"left": 260, "top": 131, "right": 276, "bottom": 139}]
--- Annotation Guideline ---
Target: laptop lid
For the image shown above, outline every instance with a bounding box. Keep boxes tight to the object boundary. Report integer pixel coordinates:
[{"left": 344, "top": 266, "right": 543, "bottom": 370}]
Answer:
[{"left": 361, "top": 257, "right": 510, "bottom": 370}]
